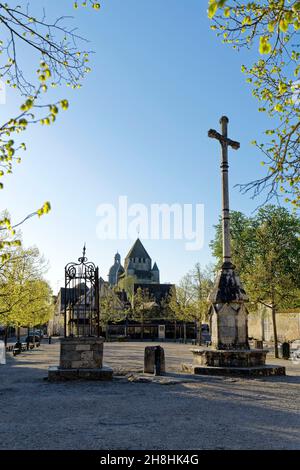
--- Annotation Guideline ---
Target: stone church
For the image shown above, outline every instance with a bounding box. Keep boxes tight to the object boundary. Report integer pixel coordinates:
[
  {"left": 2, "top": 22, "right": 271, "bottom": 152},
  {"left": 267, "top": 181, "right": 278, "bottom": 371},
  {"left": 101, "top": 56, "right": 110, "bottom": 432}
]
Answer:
[
  {"left": 108, "top": 238, "right": 173, "bottom": 307},
  {"left": 108, "top": 238, "right": 160, "bottom": 287}
]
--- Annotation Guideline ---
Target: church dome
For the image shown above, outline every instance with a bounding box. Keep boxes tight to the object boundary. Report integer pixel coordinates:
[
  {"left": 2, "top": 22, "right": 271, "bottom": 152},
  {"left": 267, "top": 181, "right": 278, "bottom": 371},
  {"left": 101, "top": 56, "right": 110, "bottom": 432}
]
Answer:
[{"left": 108, "top": 252, "right": 124, "bottom": 286}]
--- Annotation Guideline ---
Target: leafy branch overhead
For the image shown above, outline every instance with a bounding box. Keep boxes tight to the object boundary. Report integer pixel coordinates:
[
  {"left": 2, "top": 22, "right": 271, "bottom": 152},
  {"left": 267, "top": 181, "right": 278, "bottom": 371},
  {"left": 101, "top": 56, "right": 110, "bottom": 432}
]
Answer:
[
  {"left": 0, "top": 1, "right": 101, "bottom": 250},
  {"left": 0, "top": 1, "right": 100, "bottom": 93},
  {"left": 208, "top": 0, "right": 300, "bottom": 208}
]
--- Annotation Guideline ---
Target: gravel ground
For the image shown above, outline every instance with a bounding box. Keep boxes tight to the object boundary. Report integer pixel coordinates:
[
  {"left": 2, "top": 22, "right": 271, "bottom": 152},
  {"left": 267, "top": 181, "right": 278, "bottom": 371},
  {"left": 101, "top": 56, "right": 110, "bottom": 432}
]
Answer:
[{"left": 0, "top": 338, "right": 299, "bottom": 450}]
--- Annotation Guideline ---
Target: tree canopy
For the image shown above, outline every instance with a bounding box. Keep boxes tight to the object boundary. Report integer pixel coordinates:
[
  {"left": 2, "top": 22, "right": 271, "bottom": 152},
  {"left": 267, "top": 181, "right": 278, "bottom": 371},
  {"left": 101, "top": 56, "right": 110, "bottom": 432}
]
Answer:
[
  {"left": 169, "top": 264, "right": 213, "bottom": 324},
  {"left": 211, "top": 205, "right": 300, "bottom": 309},
  {"left": 0, "top": 242, "right": 53, "bottom": 329}
]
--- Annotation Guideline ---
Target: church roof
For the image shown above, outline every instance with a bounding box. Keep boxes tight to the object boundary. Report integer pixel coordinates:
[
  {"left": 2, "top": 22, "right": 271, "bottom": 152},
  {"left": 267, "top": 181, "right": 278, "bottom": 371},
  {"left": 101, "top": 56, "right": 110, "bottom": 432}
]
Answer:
[
  {"left": 108, "top": 253, "right": 124, "bottom": 282},
  {"left": 134, "top": 283, "right": 174, "bottom": 303},
  {"left": 109, "top": 263, "right": 124, "bottom": 276},
  {"left": 152, "top": 262, "right": 159, "bottom": 271},
  {"left": 125, "top": 238, "right": 151, "bottom": 261}
]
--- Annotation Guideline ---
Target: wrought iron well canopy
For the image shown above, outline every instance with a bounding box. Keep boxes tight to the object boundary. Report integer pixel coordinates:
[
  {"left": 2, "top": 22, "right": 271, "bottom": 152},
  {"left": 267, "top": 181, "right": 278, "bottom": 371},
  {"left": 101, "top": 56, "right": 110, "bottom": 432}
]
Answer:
[{"left": 64, "top": 245, "right": 100, "bottom": 337}]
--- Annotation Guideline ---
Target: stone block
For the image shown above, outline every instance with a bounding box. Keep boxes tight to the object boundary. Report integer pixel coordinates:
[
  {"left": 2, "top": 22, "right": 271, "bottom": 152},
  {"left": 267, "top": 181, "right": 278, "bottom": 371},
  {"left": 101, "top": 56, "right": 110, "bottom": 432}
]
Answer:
[
  {"left": 191, "top": 365, "right": 286, "bottom": 377},
  {"left": 71, "top": 360, "right": 90, "bottom": 368},
  {"left": 59, "top": 337, "right": 104, "bottom": 369},
  {"left": 60, "top": 351, "right": 82, "bottom": 362},
  {"left": 144, "top": 346, "right": 165, "bottom": 374},
  {"left": 59, "top": 369, "right": 78, "bottom": 380},
  {"left": 92, "top": 352, "right": 103, "bottom": 368},
  {"left": 60, "top": 360, "right": 72, "bottom": 369},
  {"left": 90, "top": 342, "right": 104, "bottom": 351},
  {"left": 81, "top": 351, "right": 93, "bottom": 361},
  {"left": 60, "top": 344, "right": 78, "bottom": 351},
  {"left": 75, "top": 344, "right": 91, "bottom": 351},
  {"left": 48, "top": 365, "right": 113, "bottom": 382}
]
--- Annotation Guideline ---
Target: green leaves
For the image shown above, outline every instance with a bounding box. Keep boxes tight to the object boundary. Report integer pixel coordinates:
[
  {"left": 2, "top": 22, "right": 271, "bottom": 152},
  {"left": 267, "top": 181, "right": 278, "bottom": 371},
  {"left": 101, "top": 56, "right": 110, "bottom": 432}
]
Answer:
[
  {"left": 278, "top": 82, "right": 287, "bottom": 95},
  {"left": 207, "top": 0, "right": 300, "bottom": 209},
  {"left": 0, "top": 241, "right": 53, "bottom": 328},
  {"left": 60, "top": 99, "right": 69, "bottom": 110},
  {"left": 274, "top": 103, "right": 284, "bottom": 112},
  {"left": 211, "top": 207, "right": 300, "bottom": 309},
  {"left": 37, "top": 202, "right": 51, "bottom": 217},
  {"left": 208, "top": 1, "right": 218, "bottom": 19},
  {"left": 259, "top": 36, "right": 272, "bottom": 55},
  {"left": 279, "top": 19, "right": 289, "bottom": 33},
  {"left": 74, "top": 1, "right": 100, "bottom": 10}
]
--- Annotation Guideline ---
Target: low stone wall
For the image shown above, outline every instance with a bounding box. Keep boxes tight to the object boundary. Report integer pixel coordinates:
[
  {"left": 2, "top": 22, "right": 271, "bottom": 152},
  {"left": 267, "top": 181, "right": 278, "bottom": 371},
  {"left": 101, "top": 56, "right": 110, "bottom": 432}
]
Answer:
[
  {"left": 248, "top": 309, "right": 300, "bottom": 342},
  {"left": 59, "top": 337, "right": 103, "bottom": 370}
]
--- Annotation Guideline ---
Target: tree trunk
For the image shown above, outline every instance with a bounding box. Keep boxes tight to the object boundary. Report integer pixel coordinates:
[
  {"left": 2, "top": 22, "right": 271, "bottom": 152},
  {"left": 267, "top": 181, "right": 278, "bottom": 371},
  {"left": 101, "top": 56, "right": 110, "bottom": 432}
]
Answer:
[
  {"left": 33, "top": 325, "right": 36, "bottom": 348},
  {"left": 174, "top": 320, "right": 177, "bottom": 341},
  {"left": 198, "top": 321, "right": 201, "bottom": 346},
  {"left": 183, "top": 323, "right": 187, "bottom": 343},
  {"left": 4, "top": 326, "right": 8, "bottom": 347},
  {"left": 271, "top": 304, "right": 279, "bottom": 358},
  {"left": 141, "top": 311, "right": 144, "bottom": 340}
]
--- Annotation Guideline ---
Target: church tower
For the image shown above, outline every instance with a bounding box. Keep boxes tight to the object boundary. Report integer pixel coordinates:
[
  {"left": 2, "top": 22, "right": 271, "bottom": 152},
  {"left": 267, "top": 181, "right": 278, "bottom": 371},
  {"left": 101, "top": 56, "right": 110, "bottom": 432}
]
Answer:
[
  {"left": 108, "top": 252, "right": 124, "bottom": 286},
  {"left": 123, "top": 238, "right": 160, "bottom": 284}
]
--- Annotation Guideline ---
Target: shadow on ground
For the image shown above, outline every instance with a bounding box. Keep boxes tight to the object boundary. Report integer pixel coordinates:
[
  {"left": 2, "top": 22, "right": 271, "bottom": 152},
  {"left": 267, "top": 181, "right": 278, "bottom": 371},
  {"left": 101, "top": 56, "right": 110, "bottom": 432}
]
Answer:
[{"left": 0, "top": 339, "right": 299, "bottom": 450}]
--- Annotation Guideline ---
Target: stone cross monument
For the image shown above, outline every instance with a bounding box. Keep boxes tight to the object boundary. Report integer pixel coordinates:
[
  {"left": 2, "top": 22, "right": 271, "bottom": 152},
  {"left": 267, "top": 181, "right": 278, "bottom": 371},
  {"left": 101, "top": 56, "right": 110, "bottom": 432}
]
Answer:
[
  {"left": 186, "top": 116, "right": 285, "bottom": 376},
  {"left": 207, "top": 116, "right": 249, "bottom": 351}
]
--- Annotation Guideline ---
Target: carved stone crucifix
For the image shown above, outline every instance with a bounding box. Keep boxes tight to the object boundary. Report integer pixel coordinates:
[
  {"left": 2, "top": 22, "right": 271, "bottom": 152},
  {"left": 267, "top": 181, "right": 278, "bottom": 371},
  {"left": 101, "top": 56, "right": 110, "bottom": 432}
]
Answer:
[{"left": 208, "top": 116, "right": 240, "bottom": 266}]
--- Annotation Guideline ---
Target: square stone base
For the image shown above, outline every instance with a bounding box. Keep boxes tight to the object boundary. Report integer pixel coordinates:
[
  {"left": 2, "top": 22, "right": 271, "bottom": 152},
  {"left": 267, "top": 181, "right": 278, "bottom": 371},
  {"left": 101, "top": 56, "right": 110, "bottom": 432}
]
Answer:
[
  {"left": 48, "top": 365, "right": 113, "bottom": 382},
  {"left": 191, "top": 348, "right": 268, "bottom": 368},
  {"left": 182, "top": 363, "right": 286, "bottom": 377}
]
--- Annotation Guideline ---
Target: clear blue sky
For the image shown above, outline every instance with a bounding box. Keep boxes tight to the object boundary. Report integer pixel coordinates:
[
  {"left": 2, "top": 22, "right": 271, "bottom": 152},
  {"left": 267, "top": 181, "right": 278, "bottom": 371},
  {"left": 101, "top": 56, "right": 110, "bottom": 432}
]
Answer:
[{"left": 1, "top": 0, "right": 277, "bottom": 291}]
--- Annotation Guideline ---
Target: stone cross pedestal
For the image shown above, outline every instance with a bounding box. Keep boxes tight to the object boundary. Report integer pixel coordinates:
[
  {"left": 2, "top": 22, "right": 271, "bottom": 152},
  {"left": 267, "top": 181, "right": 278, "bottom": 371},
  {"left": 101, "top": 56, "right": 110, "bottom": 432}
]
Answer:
[{"left": 208, "top": 263, "right": 249, "bottom": 350}]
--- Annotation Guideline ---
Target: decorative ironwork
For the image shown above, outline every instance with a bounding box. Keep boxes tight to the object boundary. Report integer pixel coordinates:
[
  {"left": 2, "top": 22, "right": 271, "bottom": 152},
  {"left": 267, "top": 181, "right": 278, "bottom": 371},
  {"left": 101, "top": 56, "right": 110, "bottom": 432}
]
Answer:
[{"left": 64, "top": 245, "right": 100, "bottom": 338}]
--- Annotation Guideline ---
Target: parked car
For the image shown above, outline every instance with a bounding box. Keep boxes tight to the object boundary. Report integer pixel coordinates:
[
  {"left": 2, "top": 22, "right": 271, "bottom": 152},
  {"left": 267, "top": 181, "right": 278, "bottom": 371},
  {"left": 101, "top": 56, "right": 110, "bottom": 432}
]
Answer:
[{"left": 29, "top": 330, "right": 44, "bottom": 339}]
